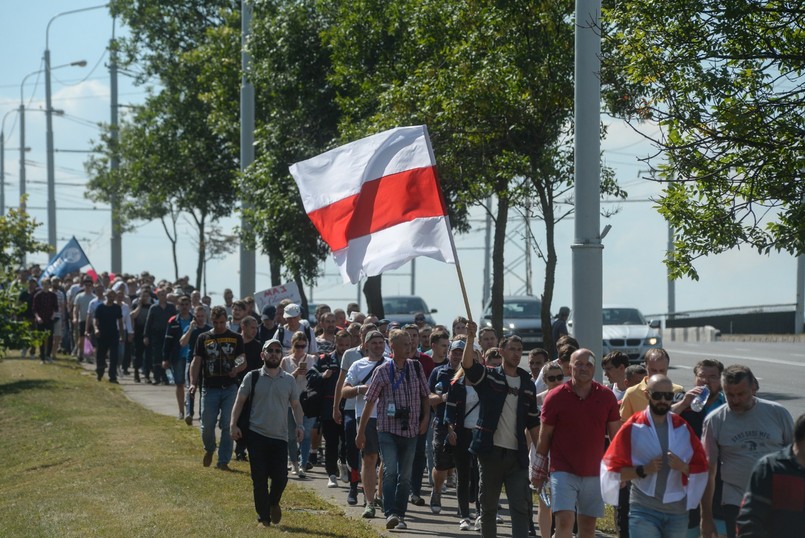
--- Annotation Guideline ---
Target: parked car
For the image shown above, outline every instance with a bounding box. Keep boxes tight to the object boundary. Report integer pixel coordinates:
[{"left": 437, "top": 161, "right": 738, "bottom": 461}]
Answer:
[
  {"left": 482, "top": 295, "right": 545, "bottom": 351},
  {"left": 601, "top": 305, "right": 662, "bottom": 363},
  {"left": 382, "top": 295, "right": 437, "bottom": 326}
]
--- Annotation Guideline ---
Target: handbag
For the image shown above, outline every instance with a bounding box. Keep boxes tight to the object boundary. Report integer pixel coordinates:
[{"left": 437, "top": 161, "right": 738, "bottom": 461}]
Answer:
[{"left": 83, "top": 337, "right": 95, "bottom": 357}]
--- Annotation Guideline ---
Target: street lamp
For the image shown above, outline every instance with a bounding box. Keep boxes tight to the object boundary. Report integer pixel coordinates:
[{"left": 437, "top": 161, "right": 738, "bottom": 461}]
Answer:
[
  {"left": 19, "top": 61, "right": 85, "bottom": 216},
  {"left": 45, "top": 4, "right": 107, "bottom": 253}
]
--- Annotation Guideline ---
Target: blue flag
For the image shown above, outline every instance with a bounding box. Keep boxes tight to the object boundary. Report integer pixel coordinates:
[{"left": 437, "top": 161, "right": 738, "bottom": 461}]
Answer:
[{"left": 40, "top": 237, "right": 92, "bottom": 281}]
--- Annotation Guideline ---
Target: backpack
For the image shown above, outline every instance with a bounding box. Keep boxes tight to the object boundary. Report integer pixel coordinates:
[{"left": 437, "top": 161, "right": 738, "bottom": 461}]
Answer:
[
  {"left": 236, "top": 370, "right": 261, "bottom": 435},
  {"left": 300, "top": 364, "right": 325, "bottom": 418},
  {"left": 275, "top": 322, "right": 313, "bottom": 348}
]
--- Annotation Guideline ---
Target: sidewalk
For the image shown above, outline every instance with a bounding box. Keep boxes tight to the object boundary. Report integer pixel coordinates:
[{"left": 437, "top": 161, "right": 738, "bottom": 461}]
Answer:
[{"left": 81, "top": 361, "right": 611, "bottom": 537}]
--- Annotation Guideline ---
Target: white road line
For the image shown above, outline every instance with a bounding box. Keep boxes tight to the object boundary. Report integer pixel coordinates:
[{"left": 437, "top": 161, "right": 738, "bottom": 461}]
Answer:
[
  {"left": 671, "top": 349, "right": 805, "bottom": 368},
  {"left": 735, "top": 348, "right": 750, "bottom": 352}
]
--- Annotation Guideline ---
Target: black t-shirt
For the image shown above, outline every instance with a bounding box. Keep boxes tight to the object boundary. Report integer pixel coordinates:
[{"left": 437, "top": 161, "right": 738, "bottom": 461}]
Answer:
[
  {"left": 194, "top": 329, "right": 245, "bottom": 389},
  {"left": 95, "top": 303, "right": 122, "bottom": 340},
  {"left": 239, "top": 338, "right": 263, "bottom": 382}
]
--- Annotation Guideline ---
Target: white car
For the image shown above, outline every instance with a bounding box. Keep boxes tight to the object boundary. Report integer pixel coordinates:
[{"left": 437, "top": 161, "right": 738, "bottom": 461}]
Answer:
[{"left": 601, "top": 306, "right": 662, "bottom": 363}]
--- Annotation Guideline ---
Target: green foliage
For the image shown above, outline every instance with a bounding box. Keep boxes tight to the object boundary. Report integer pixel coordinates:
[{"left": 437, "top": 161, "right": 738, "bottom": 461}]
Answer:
[{"left": 604, "top": 0, "right": 805, "bottom": 279}]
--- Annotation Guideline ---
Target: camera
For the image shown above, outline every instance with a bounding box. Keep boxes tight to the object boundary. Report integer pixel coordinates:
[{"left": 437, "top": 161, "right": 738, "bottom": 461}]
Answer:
[{"left": 395, "top": 407, "right": 410, "bottom": 431}]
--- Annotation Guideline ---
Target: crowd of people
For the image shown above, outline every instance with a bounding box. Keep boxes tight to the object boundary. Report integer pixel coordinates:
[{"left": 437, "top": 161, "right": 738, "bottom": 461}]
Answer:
[{"left": 11, "top": 265, "right": 804, "bottom": 537}]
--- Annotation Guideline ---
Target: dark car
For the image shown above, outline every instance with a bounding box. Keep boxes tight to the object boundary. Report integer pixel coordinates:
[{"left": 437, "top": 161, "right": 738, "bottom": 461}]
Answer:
[
  {"left": 483, "top": 295, "right": 545, "bottom": 351},
  {"left": 382, "top": 295, "right": 437, "bottom": 326}
]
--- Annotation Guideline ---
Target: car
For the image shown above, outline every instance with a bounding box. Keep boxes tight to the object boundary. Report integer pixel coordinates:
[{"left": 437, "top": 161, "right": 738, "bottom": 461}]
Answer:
[
  {"left": 482, "top": 295, "right": 545, "bottom": 351},
  {"left": 601, "top": 305, "right": 662, "bottom": 363},
  {"left": 382, "top": 295, "right": 438, "bottom": 326}
]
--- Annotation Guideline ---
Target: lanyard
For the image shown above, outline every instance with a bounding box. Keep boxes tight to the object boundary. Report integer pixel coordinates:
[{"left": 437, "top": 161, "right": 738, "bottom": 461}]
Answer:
[{"left": 389, "top": 361, "right": 407, "bottom": 391}]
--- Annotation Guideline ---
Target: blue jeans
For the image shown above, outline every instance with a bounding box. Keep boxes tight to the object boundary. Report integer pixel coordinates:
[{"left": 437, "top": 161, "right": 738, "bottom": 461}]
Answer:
[
  {"left": 298, "top": 416, "right": 317, "bottom": 467},
  {"left": 378, "top": 432, "right": 417, "bottom": 517},
  {"left": 629, "top": 503, "right": 688, "bottom": 538},
  {"left": 200, "top": 385, "right": 237, "bottom": 466}
]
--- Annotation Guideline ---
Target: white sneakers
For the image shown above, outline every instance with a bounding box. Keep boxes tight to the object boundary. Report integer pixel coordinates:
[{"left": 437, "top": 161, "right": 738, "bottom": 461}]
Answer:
[{"left": 327, "top": 475, "right": 338, "bottom": 488}]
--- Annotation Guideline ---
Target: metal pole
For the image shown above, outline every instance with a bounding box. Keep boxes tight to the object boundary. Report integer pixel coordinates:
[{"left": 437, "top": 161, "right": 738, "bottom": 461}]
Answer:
[
  {"left": 571, "top": 0, "right": 603, "bottom": 381},
  {"left": 482, "top": 196, "right": 492, "bottom": 309},
  {"left": 19, "top": 104, "right": 25, "bottom": 212},
  {"left": 239, "top": 0, "right": 256, "bottom": 298},
  {"left": 0, "top": 129, "right": 5, "bottom": 216},
  {"left": 525, "top": 195, "right": 532, "bottom": 296},
  {"left": 45, "top": 48, "right": 57, "bottom": 251},
  {"left": 667, "top": 222, "right": 675, "bottom": 323},
  {"left": 796, "top": 254, "right": 804, "bottom": 334},
  {"left": 110, "top": 37, "right": 122, "bottom": 273},
  {"left": 410, "top": 258, "right": 416, "bottom": 295}
]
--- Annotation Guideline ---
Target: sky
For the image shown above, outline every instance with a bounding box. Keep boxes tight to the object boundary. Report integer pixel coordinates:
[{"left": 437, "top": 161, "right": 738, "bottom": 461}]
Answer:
[{"left": 0, "top": 1, "right": 797, "bottom": 328}]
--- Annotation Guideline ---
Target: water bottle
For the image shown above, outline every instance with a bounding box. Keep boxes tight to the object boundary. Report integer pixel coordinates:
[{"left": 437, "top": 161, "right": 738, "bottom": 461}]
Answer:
[
  {"left": 435, "top": 381, "right": 444, "bottom": 395},
  {"left": 539, "top": 481, "right": 552, "bottom": 508},
  {"left": 690, "top": 386, "right": 710, "bottom": 412},
  {"left": 166, "top": 367, "right": 175, "bottom": 385}
]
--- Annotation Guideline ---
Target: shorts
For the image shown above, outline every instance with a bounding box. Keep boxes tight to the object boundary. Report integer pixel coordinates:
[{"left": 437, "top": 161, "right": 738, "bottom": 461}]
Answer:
[
  {"left": 170, "top": 358, "right": 187, "bottom": 385},
  {"left": 52, "top": 318, "right": 63, "bottom": 337},
  {"left": 361, "top": 418, "right": 380, "bottom": 455},
  {"left": 550, "top": 471, "right": 605, "bottom": 518},
  {"left": 431, "top": 425, "right": 455, "bottom": 471}
]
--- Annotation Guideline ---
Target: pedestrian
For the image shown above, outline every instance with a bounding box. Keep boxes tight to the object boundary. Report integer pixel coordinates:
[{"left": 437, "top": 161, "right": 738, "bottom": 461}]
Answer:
[
  {"left": 189, "top": 305, "right": 247, "bottom": 470},
  {"left": 230, "top": 338, "right": 304, "bottom": 528},
  {"left": 93, "top": 289, "right": 124, "bottom": 383},
  {"left": 462, "top": 320, "right": 541, "bottom": 538}
]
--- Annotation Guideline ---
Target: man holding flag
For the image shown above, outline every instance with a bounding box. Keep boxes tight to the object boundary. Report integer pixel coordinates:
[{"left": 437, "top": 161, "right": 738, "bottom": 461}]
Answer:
[{"left": 601, "top": 374, "right": 709, "bottom": 538}]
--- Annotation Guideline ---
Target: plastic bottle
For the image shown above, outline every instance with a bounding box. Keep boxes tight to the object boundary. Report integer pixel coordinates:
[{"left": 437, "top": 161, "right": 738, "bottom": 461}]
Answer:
[{"left": 690, "top": 386, "right": 710, "bottom": 412}]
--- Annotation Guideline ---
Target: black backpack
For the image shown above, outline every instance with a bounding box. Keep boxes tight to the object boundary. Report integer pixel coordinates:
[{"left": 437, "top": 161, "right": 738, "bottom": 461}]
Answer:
[
  {"left": 300, "top": 364, "right": 325, "bottom": 418},
  {"left": 236, "top": 370, "right": 261, "bottom": 435}
]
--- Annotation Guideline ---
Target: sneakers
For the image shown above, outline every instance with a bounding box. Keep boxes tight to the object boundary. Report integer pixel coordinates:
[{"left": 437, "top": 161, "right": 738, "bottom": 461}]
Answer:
[
  {"left": 235, "top": 453, "right": 248, "bottom": 462},
  {"left": 216, "top": 463, "right": 231, "bottom": 471},
  {"left": 385, "top": 514, "right": 399, "bottom": 529},
  {"left": 203, "top": 451, "right": 214, "bottom": 467},
  {"left": 409, "top": 494, "right": 425, "bottom": 506},
  {"left": 374, "top": 497, "right": 383, "bottom": 510},
  {"left": 339, "top": 463, "right": 350, "bottom": 483},
  {"left": 395, "top": 517, "right": 407, "bottom": 530},
  {"left": 178, "top": 412, "right": 185, "bottom": 421},
  {"left": 496, "top": 514, "right": 504, "bottom": 524},
  {"left": 184, "top": 414, "right": 193, "bottom": 426},
  {"left": 362, "top": 504, "right": 375, "bottom": 519},
  {"left": 347, "top": 483, "right": 359, "bottom": 505},
  {"left": 327, "top": 475, "right": 338, "bottom": 488},
  {"left": 305, "top": 461, "right": 314, "bottom": 471},
  {"left": 297, "top": 470, "right": 306, "bottom": 479},
  {"left": 474, "top": 517, "right": 482, "bottom": 531},
  {"left": 459, "top": 518, "right": 472, "bottom": 531},
  {"left": 270, "top": 504, "right": 282, "bottom": 524},
  {"left": 446, "top": 472, "right": 456, "bottom": 489},
  {"left": 430, "top": 492, "right": 442, "bottom": 514},
  {"left": 291, "top": 463, "right": 299, "bottom": 475}
]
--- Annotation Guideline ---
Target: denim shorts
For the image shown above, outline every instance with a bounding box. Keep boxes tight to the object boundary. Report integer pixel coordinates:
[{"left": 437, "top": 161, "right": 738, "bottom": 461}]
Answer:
[
  {"left": 362, "top": 418, "right": 380, "bottom": 455},
  {"left": 550, "top": 471, "right": 604, "bottom": 517},
  {"left": 170, "top": 357, "right": 187, "bottom": 385}
]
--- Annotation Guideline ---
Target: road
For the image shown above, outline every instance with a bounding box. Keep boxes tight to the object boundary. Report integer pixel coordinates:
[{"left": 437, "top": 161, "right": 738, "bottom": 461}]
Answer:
[{"left": 665, "top": 341, "right": 805, "bottom": 420}]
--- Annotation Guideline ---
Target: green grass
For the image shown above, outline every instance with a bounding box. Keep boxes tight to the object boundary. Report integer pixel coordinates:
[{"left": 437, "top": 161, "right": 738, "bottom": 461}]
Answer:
[{"left": 0, "top": 356, "right": 381, "bottom": 538}]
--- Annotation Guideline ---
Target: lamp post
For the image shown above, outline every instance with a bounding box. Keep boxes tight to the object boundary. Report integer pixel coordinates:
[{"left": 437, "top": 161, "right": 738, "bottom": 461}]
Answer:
[
  {"left": 1, "top": 109, "right": 18, "bottom": 216},
  {"left": 45, "top": 4, "right": 106, "bottom": 252},
  {"left": 20, "top": 61, "right": 86, "bottom": 218}
]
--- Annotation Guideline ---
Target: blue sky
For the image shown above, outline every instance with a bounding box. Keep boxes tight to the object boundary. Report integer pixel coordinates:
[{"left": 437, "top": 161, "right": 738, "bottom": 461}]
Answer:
[{"left": 0, "top": 1, "right": 796, "bottom": 326}]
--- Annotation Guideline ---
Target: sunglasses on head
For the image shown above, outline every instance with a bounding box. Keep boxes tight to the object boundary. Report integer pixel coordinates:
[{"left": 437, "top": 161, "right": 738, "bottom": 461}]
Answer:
[
  {"left": 650, "top": 391, "right": 675, "bottom": 401},
  {"left": 545, "top": 375, "right": 563, "bottom": 382}
]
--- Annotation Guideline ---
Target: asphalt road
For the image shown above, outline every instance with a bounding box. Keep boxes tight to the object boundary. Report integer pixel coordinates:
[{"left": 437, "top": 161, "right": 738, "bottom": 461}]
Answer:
[{"left": 664, "top": 341, "right": 805, "bottom": 420}]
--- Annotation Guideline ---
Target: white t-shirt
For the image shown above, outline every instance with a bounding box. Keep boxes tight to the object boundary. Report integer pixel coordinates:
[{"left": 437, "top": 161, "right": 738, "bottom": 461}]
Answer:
[
  {"left": 340, "top": 346, "right": 365, "bottom": 411},
  {"left": 463, "top": 384, "right": 480, "bottom": 429},
  {"left": 345, "top": 357, "right": 390, "bottom": 419},
  {"left": 493, "top": 374, "right": 521, "bottom": 450},
  {"left": 280, "top": 353, "right": 316, "bottom": 394}
]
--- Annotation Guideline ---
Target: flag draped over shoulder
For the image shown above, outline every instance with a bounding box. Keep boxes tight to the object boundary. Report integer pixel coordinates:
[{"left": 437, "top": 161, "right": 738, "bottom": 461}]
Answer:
[
  {"left": 39, "top": 236, "right": 93, "bottom": 281},
  {"left": 289, "top": 125, "right": 455, "bottom": 284},
  {"left": 601, "top": 409, "right": 709, "bottom": 510}
]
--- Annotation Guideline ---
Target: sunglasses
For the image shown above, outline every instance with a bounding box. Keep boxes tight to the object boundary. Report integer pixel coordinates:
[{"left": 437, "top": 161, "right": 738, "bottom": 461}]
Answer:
[
  {"left": 650, "top": 391, "right": 675, "bottom": 401},
  {"left": 264, "top": 348, "right": 282, "bottom": 354},
  {"left": 545, "top": 375, "right": 563, "bottom": 382},
  {"left": 294, "top": 344, "right": 307, "bottom": 349}
]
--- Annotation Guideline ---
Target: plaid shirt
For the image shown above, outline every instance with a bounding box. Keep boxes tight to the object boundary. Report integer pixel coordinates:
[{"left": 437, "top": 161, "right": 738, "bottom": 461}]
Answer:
[{"left": 365, "top": 359, "right": 429, "bottom": 438}]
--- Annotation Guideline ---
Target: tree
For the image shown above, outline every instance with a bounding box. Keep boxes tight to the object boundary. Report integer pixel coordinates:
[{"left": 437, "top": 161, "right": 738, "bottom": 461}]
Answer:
[
  {"left": 603, "top": 0, "right": 805, "bottom": 279},
  {"left": 0, "top": 205, "right": 49, "bottom": 355}
]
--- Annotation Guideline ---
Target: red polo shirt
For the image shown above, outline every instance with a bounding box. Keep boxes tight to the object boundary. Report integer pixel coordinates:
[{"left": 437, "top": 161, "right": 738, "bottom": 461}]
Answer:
[{"left": 541, "top": 380, "right": 620, "bottom": 476}]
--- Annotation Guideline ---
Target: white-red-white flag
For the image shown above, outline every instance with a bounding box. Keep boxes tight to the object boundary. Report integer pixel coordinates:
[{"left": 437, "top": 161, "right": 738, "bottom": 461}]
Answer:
[{"left": 289, "top": 125, "right": 455, "bottom": 284}]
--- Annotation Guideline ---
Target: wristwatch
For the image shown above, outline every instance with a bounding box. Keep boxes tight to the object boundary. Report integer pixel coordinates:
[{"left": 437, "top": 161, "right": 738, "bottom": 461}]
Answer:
[{"left": 635, "top": 465, "right": 646, "bottom": 478}]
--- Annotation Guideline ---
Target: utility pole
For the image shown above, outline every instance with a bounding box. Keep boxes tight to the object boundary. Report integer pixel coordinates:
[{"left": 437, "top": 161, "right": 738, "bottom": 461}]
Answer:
[
  {"left": 482, "top": 196, "right": 492, "bottom": 309},
  {"left": 571, "top": 0, "right": 604, "bottom": 381},
  {"left": 19, "top": 103, "right": 25, "bottom": 212},
  {"left": 239, "top": 0, "right": 256, "bottom": 298},
  {"left": 110, "top": 33, "right": 122, "bottom": 273}
]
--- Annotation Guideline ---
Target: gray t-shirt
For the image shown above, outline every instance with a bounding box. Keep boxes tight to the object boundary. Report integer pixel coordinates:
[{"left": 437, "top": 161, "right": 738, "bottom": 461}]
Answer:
[
  {"left": 493, "top": 374, "right": 521, "bottom": 451},
  {"left": 339, "top": 346, "right": 365, "bottom": 411},
  {"left": 631, "top": 419, "right": 687, "bottom": 514},
  {"left": 703, "top": 398, "right": 794, "bottom": 506},
  {"left": 238, "top": 367, "right": 300, "bottom": 442}
]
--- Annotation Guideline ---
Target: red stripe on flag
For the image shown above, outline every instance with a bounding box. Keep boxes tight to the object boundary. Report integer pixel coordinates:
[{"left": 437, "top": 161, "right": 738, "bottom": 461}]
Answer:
[{"left": 307, "top": 165, "right": 446, "bottom": 251}]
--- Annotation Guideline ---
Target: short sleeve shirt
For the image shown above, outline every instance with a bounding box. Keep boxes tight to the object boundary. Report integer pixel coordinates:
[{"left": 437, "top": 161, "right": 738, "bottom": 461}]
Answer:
[
  {"left": 345, "top": 357, "right": 390, "bottom": 419},
  {"left": 541, "top": 380, "right": 620, "bottom": 476},
  {"left": 238, "top": 368, "right": 300, "bottom": 441},
  {"left": 364, "top": 359, "right": 430, "bottom": 437},
  {"left": 194, "top": 329, "right": 245, "bottom": 389}
]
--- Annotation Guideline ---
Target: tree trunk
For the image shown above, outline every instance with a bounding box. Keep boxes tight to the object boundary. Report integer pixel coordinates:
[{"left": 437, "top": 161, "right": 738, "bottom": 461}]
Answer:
[
  {"left": 533, "top": 173, "right": 558, "bottom": 356},
  {"left": 193, "top": 211, "right": 207, "bottom": 291},
  {"left": 268, "top": 244, "right": 282, "bottom": 287},
  {"left": 363, "top": 275, "right": 384, "bottom": 318},
  {"left": 159, "top": 211, "right": 180, "bottom": 282},
  {"left": 294, "top": 273, "right": 308, "bottom": 318},
  {"left": 490, "top": 195, "right": 509, "bottom": 338}
]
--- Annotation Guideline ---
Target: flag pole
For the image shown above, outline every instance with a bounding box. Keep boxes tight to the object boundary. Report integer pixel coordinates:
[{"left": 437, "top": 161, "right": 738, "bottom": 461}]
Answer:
[{"left": 421, "top": 125, "right": 473, "bottom": 321}]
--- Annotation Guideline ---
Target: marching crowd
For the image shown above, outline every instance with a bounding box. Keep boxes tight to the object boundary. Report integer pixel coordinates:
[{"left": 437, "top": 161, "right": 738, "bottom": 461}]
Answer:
[{"left": 12, "top": 266, "right": 805, "bottom": 537}]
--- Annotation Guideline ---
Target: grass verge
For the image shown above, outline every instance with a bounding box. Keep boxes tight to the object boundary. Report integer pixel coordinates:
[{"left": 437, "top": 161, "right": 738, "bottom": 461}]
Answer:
[{"left": 0, "top": 356, "right": 380, "bottom": 538}]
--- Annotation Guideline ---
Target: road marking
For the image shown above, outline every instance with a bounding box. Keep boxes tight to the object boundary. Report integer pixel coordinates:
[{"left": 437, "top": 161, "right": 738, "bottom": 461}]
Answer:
[
  {"left": 671, "top": 349, "right": 805, "bottom": 368},
  {"left": 793, "top": 353, "right": 805, "bottom": 358},
  {"left": 735, "top": 348, "right": 750, "bottom": 352}
]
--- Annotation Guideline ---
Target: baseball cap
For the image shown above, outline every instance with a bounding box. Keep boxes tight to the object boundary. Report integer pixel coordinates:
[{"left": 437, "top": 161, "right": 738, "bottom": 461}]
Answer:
[
  {"left": 449, "top": 340, "right": 466, "bottom": 352},
  {"left": 262, "top": 338, "right": 282, "bottom": 351},
  {"left": 261, "top": 304, "right": 277, "bottom": 321},
  {"left": 364, "top": 330, "right": 385, "bottom": 344}
]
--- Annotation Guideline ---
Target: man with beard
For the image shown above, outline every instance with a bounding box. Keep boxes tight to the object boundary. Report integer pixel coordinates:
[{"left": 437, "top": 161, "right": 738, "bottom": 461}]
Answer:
[
  {"left": 601, "top": 375, "right": 709, "bottom": 538},
  {"left": 316, "top": 311, "right": 338, "bottom": 354},
  {"left": 230, "top": 338, "right": 304, "bottom": 528}
]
